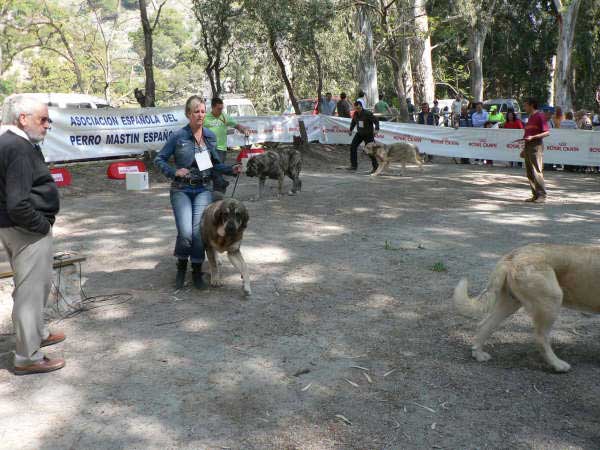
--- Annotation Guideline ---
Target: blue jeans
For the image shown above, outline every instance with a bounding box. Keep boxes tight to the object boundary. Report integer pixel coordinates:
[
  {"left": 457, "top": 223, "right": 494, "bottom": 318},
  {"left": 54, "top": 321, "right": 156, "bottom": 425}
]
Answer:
[{"left": 170, "top": 188, "right": 212, "bottom": 264}]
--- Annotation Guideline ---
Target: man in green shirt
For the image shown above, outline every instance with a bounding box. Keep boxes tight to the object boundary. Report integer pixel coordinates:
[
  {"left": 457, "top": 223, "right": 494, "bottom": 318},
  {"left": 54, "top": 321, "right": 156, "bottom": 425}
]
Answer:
[
  {"left": 488, "top": 105, "right": 506, "bottom": 126},
  {"left": 205, "top": 97, "right": 250, "bottom": 164},
  {"left": 374, "top": 93, "right": 392, "bottom": 115}
]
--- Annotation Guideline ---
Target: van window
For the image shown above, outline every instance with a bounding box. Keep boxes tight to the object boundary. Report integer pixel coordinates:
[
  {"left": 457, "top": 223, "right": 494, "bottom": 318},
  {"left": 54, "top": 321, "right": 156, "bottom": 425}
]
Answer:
[
  {"left": 227, "top": 105, "right": 240, "bottom": 116},
  {"left": 238, "top": 105, "right": 256, "bottom": 116},
  {"left": 66, "top": 103, "right": 91, "bottom": 109}
]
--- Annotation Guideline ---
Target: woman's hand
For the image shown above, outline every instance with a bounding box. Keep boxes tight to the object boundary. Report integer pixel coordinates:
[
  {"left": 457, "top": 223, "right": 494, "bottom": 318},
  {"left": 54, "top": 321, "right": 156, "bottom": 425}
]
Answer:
[{"left": 175, "top": 168, "right": 190, "bottom": 178}]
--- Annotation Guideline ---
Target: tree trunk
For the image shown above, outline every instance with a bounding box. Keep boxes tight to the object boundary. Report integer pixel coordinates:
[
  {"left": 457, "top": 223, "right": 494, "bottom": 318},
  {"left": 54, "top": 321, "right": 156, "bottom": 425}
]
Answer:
[
  {"left": 553, "top": 0, "right": 582, "bottom": 110},
  {"left": 268, "top": 33, "right": 308, "bottom": 145},
  {"left": 206, "top": 67, "right": 218, "bottom": 98},
  {"left": 548, "top": 54, "right": 556, "bottom": 106},
  {"left": 404, "top": 56, "right": 414, "bottom": 103},
  {"left": 391, "top": 58, "right": 409, "bottom": 122},
  {"left": 356, "top": 5, "right": 378, "bottom": 107},
  {"left": 313, "top": 42, "right": 323, "bottom": 113},
  {"left": 411, "top": 0, "right": 434, "bottom": 105},
  {"left": 469, "top": 30, "right": 485, "bottom": 102},
  {"left": 139, "top": 0, "right": 156, "bottom": 107}
]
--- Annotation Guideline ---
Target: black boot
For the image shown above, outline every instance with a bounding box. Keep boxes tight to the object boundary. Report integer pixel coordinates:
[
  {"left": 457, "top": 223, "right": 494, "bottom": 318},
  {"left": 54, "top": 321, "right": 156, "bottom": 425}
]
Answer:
[
  {"left": 191, "top": 263, "right": 206, "bottom": 289},
  {"left": 175, "top": 259, "right": 187, "bottom": 289}
]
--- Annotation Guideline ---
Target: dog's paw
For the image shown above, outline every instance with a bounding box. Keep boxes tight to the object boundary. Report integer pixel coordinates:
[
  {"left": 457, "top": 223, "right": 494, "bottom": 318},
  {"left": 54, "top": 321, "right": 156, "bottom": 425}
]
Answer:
[
  {"left": 210, "top": 278, "right": 224, "bottom": 288},
  {"left": 551, "top": 359, "right": 571, "bottom": 373},
  {"left": 472, "top": 349, "right": 492, "bottom": 362}
]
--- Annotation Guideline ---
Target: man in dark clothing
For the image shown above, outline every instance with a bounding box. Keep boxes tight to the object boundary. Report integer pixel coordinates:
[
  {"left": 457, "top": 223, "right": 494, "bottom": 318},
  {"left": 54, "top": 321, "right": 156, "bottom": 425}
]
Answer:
[
  {"left": 336, "top": 92, "right": 352, "bottom": 118},
  {"left": 417, "top": 103, "right": 435, "bottom": 125},
  {"left": 347, "top": 101, "right": 379, "bottom": 172},
  {"left": 407, "top": 98, "right": 415, "bottom": 122},
  {"left": 0, "top": 95, "right": 65, "bottom": 375}
]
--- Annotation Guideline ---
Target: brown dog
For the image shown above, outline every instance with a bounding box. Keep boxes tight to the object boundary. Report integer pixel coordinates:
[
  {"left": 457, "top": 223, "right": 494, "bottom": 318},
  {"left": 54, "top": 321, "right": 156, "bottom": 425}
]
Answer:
[
  {"left": 364, "top": 142, "right": 423, "bottom": 176},
  {"left": 454, "top": 244, "right": 600, "bottom": 372},
  {"left": 201, "top": 198, "right": 251, "bottom": 296}
]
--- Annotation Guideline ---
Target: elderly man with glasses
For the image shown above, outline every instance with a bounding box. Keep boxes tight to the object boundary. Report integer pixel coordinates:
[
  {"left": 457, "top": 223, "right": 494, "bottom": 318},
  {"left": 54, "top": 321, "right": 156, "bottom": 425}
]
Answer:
[{"left": 0, "top": 95, "right": 65, "bottom": 375}]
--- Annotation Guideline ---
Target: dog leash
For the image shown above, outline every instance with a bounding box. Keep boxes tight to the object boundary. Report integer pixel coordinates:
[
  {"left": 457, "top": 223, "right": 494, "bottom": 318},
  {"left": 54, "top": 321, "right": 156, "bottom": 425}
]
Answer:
[
  {"left": 231, "top": 135, "right": 250, "bottom": 198},
  {"left": 230, "top": 173, "right": 240, "bottom": 198}
]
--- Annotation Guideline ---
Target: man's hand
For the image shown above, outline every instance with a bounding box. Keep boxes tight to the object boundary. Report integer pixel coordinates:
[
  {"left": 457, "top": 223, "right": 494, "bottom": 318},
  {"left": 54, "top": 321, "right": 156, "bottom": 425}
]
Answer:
[
  {"left": 348, "top": 129, "right": 353, "bottom": 136},
  {"left": 524, "top": 135, "right": 534, "bottom": 142},
  {"left": 232, "top": 164, "right": 243, "bottom": 174},
  {"left": 175, "top": 168, "right": 190, "bottom": 178}
]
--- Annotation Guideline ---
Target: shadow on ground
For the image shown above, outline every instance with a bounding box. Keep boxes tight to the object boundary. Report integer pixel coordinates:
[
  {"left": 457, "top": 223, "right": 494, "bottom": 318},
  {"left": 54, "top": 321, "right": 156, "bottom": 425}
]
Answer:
[{"left": 1, "top": 152, "right": 600, "bottom": 449}]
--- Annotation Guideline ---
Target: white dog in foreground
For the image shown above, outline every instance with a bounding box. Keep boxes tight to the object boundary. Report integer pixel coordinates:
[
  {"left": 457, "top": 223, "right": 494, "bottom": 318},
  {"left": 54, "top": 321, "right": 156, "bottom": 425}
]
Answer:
[{"left": 454, "top": 244, "right": 600, "bottom": 372}]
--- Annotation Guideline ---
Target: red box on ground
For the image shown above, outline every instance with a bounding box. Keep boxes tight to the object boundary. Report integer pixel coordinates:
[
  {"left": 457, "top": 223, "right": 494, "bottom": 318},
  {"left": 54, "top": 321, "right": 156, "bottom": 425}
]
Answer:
[
  {"left": 236, "top": 147, "right": 265, "bottom": 163},
  {"left": 107, "top": 161, "right": 147, "bottom": 180},
  {"left": 50, "top": 168, "right": 72, "bottom": 187}
]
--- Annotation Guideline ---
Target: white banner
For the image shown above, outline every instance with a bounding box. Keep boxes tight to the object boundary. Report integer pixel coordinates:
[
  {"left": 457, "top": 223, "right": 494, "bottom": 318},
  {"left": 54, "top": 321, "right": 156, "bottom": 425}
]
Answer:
[
  {"left": 321, "top": 116, "right": 600, "bottom": 165},
  {"left": 40, "top": 107, "right": 600, "bottom": 165},
  {"left": 42, "top": 107, "right": 323, "bottom": 162},
  {"left": 42, "top": 106, "right": 186, "bottom": 162},
  {"left": 226, "top": 114, "right": 322, "bottom": 146}
]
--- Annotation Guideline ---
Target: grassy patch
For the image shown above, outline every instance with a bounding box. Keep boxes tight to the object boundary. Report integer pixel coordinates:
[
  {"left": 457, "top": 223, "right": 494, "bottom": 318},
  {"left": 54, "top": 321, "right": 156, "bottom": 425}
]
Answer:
[
  {"left": 430, "top": 261, "right": 448, "bottom": 272},
  {"left": 384, "top": 240, "right": 401, "bottom": 251}
]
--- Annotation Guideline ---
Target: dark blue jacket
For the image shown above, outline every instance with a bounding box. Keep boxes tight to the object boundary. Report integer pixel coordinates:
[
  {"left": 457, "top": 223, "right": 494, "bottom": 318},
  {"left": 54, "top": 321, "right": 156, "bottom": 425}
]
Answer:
[{"left": 154, "top": 125, "right": 234, "bottom": 183}]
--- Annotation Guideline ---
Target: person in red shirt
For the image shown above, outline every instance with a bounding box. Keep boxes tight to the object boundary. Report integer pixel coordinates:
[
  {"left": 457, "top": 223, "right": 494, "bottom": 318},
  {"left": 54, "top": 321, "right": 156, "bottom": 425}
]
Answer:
[
  {"left": 520, "top": 98, "right": 550, "bottom": 203},
  {"left": 503, "top": 109, "right": 524, "bottom": 129}
]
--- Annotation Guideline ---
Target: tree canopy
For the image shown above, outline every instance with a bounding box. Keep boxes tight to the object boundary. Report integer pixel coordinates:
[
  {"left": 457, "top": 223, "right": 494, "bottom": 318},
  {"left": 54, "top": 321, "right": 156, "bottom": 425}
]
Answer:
[{"left": 0, "top": 0, "right": 597, "bottom": 114}]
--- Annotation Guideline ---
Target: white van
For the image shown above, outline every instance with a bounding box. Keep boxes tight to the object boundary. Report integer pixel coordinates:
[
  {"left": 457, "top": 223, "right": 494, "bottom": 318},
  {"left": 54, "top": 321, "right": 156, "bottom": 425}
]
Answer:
[
  {"left": 207, "top": 95, "right": 257, "bottom": 117},
  {"left": 4, "top": 92, "right": 111, "bottom": 109}
]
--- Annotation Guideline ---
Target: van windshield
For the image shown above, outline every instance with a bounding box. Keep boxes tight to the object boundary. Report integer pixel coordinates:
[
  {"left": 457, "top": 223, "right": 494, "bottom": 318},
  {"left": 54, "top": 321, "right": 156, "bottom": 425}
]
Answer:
[{"left": 227, "top": 104, "right": 256, "bottom": 117}]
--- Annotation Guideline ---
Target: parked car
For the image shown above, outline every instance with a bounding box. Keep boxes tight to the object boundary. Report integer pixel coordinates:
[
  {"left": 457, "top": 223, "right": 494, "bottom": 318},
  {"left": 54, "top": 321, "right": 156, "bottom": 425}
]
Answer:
[
  {"left": 284, "top": 98, "right": 319, "bottom": 115},
  {"left": 205, "top": 95, "right": 258, "bottom": 117},
  {"left": 4, "top": 92, "right": 111, "bottom": 109},
  {"left": 435, "top": 98, "right": 468, "bottom": 112},
  {"left": 483, "top": 98, "right": 521, "bottom": 114},
  {"left": 223, "top": 96, "right": 257, "bottom": 117}
]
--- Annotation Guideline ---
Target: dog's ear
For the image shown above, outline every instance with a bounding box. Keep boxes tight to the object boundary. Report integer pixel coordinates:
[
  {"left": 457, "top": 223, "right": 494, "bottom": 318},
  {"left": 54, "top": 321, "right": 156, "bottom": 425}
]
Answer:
[
  {"left": 239, "top": 206, "right": 249, "bottom": 229},
  {"left": 214, "top": 202, "right": 225, "bottom": 224}
]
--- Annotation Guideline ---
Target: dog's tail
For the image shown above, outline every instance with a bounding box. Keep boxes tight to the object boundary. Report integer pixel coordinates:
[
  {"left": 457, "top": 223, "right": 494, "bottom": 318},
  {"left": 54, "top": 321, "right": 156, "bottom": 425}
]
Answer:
[{"left": 453, "top": 259, "right": 510, "bottom": 318}]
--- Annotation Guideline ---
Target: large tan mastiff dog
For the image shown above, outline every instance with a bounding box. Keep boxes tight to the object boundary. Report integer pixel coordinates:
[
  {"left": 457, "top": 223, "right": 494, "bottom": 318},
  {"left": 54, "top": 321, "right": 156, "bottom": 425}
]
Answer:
[
  {"left": 364, "top": 142, "right": 423, "bottom": 176},
  {"left": 454, "top": 244, "right": 600, "bottom": 372},
  {"left": 201, "top": 198, "right": 251, "bottom": 297}
]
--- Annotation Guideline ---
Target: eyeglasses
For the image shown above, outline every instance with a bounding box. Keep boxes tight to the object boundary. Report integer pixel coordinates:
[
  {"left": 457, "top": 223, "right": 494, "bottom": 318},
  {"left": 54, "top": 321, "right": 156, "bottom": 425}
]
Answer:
[{"left": 23, "top": 113, "right": 53, "bottom": 124}]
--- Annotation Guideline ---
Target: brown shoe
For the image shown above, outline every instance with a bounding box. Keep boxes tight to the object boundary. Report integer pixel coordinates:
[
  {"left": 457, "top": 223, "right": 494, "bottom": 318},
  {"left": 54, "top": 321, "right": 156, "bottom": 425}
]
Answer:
[
  {"left": 41, "top": 331, "right": 66, "bottom": 348},
  {"left": 14, "top": 356, "right": 65, "bottom": 375}
]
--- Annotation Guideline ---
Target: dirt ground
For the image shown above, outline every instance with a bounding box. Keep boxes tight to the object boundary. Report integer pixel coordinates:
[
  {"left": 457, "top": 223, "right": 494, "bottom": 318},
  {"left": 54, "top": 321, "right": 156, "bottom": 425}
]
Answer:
[{"left": 1, "top": 145, "right": 600, "bottom": 450}]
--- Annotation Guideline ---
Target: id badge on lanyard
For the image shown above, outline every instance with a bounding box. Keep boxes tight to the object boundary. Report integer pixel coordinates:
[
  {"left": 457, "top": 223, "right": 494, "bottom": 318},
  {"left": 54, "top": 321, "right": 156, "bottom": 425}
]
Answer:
[{"left": 194, "top": 144, "right": 213, "bottom": 171}]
